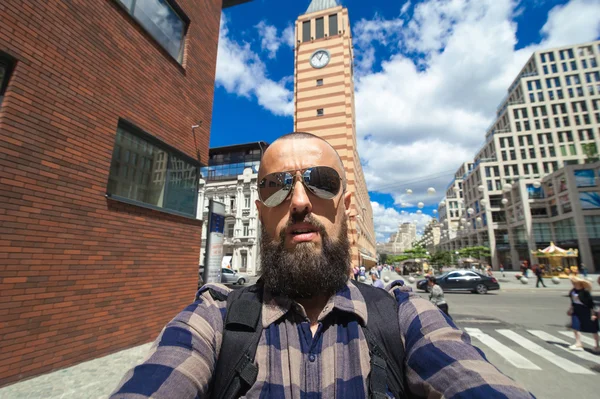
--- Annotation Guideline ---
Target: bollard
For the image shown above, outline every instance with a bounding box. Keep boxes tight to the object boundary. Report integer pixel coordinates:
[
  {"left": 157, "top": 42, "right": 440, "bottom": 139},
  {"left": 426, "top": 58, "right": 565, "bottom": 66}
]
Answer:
[
  {"left": 359, "top": 275, "right": 366, "bottom": 282},
  {"left": 520, "top": 276, "right": 529, "bottom": 285},
  {"left": 383, "top": 276, "right": 390, "bottom": 283},
  {"left": 552, "top": 277, "right": 560, "bottom": 285},
  {"left": 408, "top": 276, "right": 415, "bottom": 284}
]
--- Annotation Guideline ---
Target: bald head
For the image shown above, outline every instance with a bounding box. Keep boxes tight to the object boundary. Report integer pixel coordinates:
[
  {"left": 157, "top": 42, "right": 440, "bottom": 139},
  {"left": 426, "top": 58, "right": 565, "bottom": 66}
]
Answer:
[{"left": 259, "top": 132, "right": 347, "bottom": 190}]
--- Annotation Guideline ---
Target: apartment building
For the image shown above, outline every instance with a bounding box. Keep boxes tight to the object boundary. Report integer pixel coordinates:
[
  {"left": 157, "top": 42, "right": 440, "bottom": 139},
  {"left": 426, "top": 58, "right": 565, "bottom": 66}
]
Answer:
[
  {"left": 198, "top": 142, "right": 267, "bottom": 276},
  {"left": 437, "top": 162, "right": 473, "bottom": 241},
  {"left": 377, "top": 222, "right": 417, "bottom": 255},
  {"left": 437, "top": 40, "right": 600, "bottom": 271},
  {"left": 421, "top": 220, "right": 442, "bottom": 253}
]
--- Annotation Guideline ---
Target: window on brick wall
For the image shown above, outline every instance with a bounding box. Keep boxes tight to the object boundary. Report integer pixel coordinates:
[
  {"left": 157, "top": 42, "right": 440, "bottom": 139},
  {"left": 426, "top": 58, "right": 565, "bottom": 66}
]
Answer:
[
  {"left": 0, "top": 52, "right": 16, "bottom": 105},
  {"left": 115, "top": 0, "right": 189, "bottom": 63},
  {"left": 107, "top": 120, "right": 200, "bottom": 217}
]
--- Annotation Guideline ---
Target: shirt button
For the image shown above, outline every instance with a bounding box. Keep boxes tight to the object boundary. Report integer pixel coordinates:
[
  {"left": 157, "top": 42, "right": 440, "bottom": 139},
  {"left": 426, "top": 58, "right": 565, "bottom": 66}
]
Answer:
[{"left": 309, "top": 354, "right": 316, "bottom": 362}]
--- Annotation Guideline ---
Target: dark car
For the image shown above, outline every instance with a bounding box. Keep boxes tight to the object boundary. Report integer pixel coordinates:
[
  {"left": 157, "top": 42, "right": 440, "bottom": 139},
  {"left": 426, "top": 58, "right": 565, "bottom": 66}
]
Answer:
[{"left": 417, "top": 270, "right": 500, "bottom": 294}]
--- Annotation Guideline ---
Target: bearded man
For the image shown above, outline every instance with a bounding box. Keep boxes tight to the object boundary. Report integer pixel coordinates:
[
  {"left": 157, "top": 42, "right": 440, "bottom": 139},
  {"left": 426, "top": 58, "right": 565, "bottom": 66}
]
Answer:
[{"left": 111, "top": 132, "right": 532, "bottom": 398}]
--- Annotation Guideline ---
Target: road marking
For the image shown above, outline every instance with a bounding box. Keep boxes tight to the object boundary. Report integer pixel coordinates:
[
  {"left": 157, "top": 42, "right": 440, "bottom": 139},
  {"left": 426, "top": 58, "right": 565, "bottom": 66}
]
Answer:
[
  {"left": 558, "top": 330, "right": 598, "bottom": 347},
  {"left": 529, "top": 330, "right": 600, "bottom": 366},
  {"left": 465, "top": 328, "right": 541, "bottom": 370},
  {"left": 527, "top": 330, "right": 570, "bottom": 345},
  {"left": 456, "top": 319, "right": 502, "bottom": 324},
  {"left": 497, "top": 329, "right": 594, "bottom": 375}
]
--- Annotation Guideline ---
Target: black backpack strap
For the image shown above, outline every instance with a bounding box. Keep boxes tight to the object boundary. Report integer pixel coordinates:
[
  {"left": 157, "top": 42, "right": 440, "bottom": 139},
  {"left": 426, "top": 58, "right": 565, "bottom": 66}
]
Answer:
[
  {"left": 210, "top": 284, "right": 264, "bottom": 399},
  {"left": 351, "top": 280, "right": 407, "bottom": 399}
]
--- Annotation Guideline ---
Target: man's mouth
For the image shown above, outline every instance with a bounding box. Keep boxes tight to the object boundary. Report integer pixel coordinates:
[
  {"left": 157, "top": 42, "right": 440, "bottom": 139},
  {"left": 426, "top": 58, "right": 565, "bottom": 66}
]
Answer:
[{"left": 287, "top": 224, "right": 320, "bottom": 243}]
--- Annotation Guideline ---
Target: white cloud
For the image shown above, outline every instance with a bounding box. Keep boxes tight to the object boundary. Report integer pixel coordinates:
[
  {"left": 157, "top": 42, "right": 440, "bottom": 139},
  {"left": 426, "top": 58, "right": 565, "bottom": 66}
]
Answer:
[
  {"left": 255, "top": 21, "right": 296, "bottom": 59},
  {"left": 216, "top": 15, "right": 294, "bottom": 116},
  {"left": 372, "top": 201, "right": 432, "bottom": 241},
  {"left": 354, "top": 0, "right": 600, "bottom": 215},
  {"left": 401, "top": 1, "right": 412, "bottom": 15}
]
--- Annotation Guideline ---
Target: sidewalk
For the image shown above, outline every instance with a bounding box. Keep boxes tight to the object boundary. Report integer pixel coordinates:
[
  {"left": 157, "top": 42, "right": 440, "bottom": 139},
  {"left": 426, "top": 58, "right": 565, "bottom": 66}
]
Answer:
[{"left": 0, "top": 343, "right": 152, "bottom": 399}]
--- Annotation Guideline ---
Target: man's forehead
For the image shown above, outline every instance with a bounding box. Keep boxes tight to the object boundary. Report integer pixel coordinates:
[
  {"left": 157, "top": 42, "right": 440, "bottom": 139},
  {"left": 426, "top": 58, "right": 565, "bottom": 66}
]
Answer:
[{"left": 261, "top": 138, "right": 339, "bottom": 173}]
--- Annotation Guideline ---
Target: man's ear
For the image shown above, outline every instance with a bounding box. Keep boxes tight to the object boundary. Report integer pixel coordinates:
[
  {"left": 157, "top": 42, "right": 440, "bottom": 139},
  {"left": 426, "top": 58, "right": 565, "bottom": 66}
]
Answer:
[{"left": 344, "top": 191, "right": 352, "bottom": 217}]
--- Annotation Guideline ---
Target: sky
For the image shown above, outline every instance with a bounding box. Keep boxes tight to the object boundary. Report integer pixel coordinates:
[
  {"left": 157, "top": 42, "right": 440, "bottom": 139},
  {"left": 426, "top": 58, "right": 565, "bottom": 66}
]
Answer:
[{"left": 210, "top": 0, "right": 600, "bottom": 241}]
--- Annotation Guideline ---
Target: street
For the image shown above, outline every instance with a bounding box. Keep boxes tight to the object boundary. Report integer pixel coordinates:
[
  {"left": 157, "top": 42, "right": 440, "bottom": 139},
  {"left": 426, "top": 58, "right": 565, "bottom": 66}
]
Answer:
[
  {"left": 1, "top": 278, "right": 598, "bottom": 399},
  {"left": 412, "top": 285, "right": 600, "bottom": 399}
]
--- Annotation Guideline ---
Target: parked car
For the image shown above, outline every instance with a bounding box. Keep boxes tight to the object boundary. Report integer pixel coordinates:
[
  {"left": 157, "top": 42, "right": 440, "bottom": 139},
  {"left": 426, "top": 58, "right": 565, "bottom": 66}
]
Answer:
[
  {"left": 221, "top": 268, "right": 248, "bottom": 285},
  {"left": 417, "top": 270, "right": 500, "bottom": 294}
]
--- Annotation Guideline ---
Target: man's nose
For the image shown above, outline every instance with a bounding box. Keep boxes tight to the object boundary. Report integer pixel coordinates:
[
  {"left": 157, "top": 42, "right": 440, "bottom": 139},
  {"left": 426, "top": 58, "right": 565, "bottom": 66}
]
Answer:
[{"left": 289, "top": 178, "right": 312, "bottom": 215}]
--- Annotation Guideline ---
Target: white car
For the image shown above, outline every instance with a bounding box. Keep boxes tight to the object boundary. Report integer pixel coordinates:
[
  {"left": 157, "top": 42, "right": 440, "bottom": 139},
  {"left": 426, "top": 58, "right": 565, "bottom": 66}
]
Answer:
[{"left": 221, "top": 268, "right": 248, "bottom": 285}]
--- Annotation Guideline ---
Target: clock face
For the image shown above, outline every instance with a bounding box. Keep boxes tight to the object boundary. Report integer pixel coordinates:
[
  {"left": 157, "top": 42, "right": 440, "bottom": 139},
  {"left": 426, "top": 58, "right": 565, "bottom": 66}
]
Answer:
[{"left": 310, "top": 50, "right": 330, "bottom": 69}]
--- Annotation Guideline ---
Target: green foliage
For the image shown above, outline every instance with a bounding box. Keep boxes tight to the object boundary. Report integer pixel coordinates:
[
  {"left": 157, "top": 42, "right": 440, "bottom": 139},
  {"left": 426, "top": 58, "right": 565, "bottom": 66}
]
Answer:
[
  {"left": 458, "top": 246, "right": 491, "bottom": 261},
  {"left": 582, "top": 143, "right": 599, "bottom": 163},
  {"left": 430, "top": 251, "right": 453, "bottom": 265},
  {"left": 379, "top": 253, "right": 388, "bottom": 264}
]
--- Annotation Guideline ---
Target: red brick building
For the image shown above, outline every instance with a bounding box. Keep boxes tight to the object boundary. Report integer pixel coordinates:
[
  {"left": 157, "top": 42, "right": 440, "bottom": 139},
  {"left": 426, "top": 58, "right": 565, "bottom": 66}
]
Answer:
[{"left": 0, "top": 0, "right": 251, "bottom": 386}]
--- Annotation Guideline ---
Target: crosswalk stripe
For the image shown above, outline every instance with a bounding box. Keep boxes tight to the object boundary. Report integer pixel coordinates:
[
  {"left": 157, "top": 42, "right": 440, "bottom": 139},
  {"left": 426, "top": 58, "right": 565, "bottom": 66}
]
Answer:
[
  {"left": 558, "top": 331, "right": 598, "bottom": 347},
  {"left": 527, "top": 330, "right": 570, "bottom": 345},
  {"left": 497, "top": 329, "right": 595, "bottom": 375},
  {"left": 465, "top": 328, "right": 541, "bottom": 370},
  {"left": 528, "top": 330, "right": 600, "bottom": 366}
]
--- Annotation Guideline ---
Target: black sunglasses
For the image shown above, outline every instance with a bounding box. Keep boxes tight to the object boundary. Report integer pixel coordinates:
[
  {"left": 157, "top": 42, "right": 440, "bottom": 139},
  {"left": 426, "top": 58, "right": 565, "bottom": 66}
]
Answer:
[{"left": 258, "top": 166, "right": 343, "bottom": 207}]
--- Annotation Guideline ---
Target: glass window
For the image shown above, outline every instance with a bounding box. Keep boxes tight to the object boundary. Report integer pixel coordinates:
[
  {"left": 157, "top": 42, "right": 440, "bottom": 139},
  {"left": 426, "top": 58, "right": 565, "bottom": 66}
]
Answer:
[
  {"left": 118, "top": 0, "right": 188, "bottom": 63},
  {"left": 243, "top": 223, "right": 249, "bottom": 236},
  {"left": 317, "top": 108, "right": 324, "bottom": 116},
  {"left": 329, "top": 14, "right": 338, "bottom": 36},
  {"left": 244, "top": 195, "right": 250, "bottom": 208},
  {"left": 315, "top": 17, "right": 324, "bottom": 39},
  {"left": 302, "top": 20, "right": 311, "bottom": 42},
  {"left": 107, "top": 121, "right": 199, "bottom": 217},
  {"left": 316, "top": 79, "right": 323, "bottom": 86},
  {"left": 0, "top": 52, "right": 15, "bottom": 104}
]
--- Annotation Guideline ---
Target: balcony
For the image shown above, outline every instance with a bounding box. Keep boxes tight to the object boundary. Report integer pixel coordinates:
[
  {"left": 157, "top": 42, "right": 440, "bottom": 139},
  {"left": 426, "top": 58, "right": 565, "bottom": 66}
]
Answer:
[{"left": 242, "top": 209, "right": 251, "bottom": 217}]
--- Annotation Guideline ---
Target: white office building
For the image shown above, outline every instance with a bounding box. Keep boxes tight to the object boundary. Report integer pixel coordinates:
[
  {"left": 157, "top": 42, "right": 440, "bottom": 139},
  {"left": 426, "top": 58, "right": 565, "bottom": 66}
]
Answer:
[
  {"left": 198, "top": 142, "right": 267, "bottom": 276},
  {"left": 437, "top": 40, "right": 600, "bottom": 271}
]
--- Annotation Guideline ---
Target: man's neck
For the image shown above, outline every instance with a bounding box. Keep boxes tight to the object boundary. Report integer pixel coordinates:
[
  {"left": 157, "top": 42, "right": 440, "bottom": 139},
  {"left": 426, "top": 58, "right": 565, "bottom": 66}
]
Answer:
[{"left": 297, "top": 295, "right": 329, "bottom": 326}]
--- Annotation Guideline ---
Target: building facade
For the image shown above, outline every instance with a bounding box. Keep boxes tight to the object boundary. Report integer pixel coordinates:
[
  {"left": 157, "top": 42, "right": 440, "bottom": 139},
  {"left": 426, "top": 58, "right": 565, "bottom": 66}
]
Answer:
[
  {"left": 294, "top": 0, "right": 377, "bottom": 267},
  {"left": 421, "top": 220, "right": 441, "bottom": 253},
  {"left": 198, "top": 143, "right": 267, "bottom": 276},
  {"left": 0, "top": 0, "right": 251, "bottom": 386},
  {"left": 437, "top": 41, "right": 600, "bottom": 271},
  {"left": 377, "top": 222, "right": 417, "bottom": 255}
]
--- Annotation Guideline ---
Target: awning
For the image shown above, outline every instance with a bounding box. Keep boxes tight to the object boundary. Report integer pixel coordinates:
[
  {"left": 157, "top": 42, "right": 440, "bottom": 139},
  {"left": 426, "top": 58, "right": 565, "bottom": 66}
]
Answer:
[{"left": 360, "top": 252, "right": 378, "bottom": 265}]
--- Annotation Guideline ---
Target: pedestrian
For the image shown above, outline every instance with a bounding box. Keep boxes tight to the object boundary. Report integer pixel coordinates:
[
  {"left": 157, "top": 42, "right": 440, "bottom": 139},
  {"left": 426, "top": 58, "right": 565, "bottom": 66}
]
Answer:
[
  {"left": 500, "top": 264, "right": 505, "bottom": 277},
  {"left": 567, "top": 277, "right": 599, "bottom": 352},
  {"left": 110, "top": 132, "right": 533, "bottom": 399},
  {"left": 581, "top": 263, "right": 588, "bottom": 278},
  {"left": 352, "top": 265, "right": 359, "bottom": 280},
  {"left": 535, "top": 265, "right": 546, "bottom": 288},
  {"left": 370, "top": 272, "right": 384, "bottom": 289},
  {"left": 428, "top": 276, "right": 450, "bottom": 319}
]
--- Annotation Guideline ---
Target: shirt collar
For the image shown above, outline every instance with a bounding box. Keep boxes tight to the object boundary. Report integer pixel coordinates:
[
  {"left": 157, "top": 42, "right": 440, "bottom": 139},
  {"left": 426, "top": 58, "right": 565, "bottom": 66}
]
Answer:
[{"left": 261, "top": 279, "right": 368, "bottom": 328}]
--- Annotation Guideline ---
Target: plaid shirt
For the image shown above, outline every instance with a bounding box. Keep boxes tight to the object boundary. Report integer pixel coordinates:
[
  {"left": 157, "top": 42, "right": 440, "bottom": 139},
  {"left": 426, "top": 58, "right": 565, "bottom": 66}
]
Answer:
[{"left": 110, "top": 281, "right": 533, "bottom": 398}]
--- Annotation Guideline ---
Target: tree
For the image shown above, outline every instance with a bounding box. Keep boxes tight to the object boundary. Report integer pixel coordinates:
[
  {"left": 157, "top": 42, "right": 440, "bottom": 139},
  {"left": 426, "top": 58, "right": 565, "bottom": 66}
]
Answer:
[
  {"left": 405, "top": 244, "right": 429, "bottom": 259},
  {"left": 582, "top": 143, "right": 599, "bottom": 163},
  {"left": 458, "top": 246, "right": 491, "bottom": 262},
  {"left": 379, "top": 253, "right": 388, "bottom": 264},
  {"left": 430, "top": 251, "right": 453, "bottom": 266}
]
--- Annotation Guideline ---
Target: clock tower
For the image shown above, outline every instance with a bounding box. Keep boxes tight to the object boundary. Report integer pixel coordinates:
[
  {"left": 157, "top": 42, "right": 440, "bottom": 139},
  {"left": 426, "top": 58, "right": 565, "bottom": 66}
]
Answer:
[{"left": 294, "top": 0, "right": 377, "bottom": 268}]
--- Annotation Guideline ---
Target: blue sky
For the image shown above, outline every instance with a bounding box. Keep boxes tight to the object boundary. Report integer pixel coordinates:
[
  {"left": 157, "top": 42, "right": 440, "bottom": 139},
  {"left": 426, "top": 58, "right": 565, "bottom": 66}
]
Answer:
[{"left": 210, "top": 0, "right": 600, "bottom": 241}]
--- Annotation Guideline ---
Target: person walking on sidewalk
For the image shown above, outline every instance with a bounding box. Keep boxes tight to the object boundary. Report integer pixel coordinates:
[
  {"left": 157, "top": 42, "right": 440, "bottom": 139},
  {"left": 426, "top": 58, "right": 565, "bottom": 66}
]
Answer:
[
  {"left": 567, "top": 277, "right": 600, "bottom": 352},
  {"left": 370, "top": 272, "right": 384, "bottom": 289},
  {"left": 428, "top": 276, "right": 450, "bottom": 318},
  {"left": 535, "top": 265, "right": 546, "bottom": 288}
]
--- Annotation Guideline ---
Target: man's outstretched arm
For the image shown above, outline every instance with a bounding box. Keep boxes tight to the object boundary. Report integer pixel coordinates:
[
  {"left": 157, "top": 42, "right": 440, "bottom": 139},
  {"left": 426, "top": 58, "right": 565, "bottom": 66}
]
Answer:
[
  {"left": 393, "top": 289, "right": 535, "bottom": 399},
  {"left": 109, "top": 285, "right": 229, "bottom": 399}
]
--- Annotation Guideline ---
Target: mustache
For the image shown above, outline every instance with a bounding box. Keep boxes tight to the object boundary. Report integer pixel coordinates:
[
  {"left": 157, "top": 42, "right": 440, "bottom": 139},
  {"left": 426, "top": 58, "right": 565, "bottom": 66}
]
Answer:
[{"left": 280, "top": 213, "right": 327, "bottom": 239}]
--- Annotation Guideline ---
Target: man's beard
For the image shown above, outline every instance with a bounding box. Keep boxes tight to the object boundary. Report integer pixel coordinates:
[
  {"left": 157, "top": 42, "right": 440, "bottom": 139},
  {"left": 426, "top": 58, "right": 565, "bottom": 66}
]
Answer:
[{"left": 259, "top": 214, "right": 351, "bottom": 299}]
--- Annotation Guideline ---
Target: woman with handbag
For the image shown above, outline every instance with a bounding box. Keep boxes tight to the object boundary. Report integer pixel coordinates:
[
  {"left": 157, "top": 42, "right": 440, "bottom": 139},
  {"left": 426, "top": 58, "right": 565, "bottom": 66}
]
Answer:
[
  {"left": 567, "top": 276, "right": 599, "bottom": 352},
  {"left": 428, "top": 276, "right": 450, "bottom": 318}
]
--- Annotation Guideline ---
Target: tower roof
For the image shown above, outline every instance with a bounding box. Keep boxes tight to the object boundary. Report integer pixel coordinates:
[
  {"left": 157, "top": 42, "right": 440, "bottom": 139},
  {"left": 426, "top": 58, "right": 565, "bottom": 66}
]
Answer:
[{"left": 305, "top": 0, "right": 340, "bottom": 14}]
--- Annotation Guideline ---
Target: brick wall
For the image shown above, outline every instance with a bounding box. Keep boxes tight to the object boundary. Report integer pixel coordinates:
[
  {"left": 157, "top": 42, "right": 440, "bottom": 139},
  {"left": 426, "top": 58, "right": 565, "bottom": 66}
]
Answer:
[{"left": 0, "top": 0, "right": 223, "bottom": 386}]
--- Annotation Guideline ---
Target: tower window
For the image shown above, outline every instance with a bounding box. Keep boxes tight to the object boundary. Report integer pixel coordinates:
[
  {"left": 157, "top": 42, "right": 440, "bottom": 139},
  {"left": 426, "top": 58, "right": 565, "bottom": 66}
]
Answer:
[
  {"left": 317, "top": 108, "right": 324, "bottom": 116},
  {"left": 316, "top": 79, "right": 323, "bottom": 86},
  {"left": 315, "top": 17, "right": 324, "bottom": 39},
  {"left": 329, "top": 14, "right": 338, "bottom": 36},
  {"left": 302, "top": 21, "right": 311, "bottom": 42}
]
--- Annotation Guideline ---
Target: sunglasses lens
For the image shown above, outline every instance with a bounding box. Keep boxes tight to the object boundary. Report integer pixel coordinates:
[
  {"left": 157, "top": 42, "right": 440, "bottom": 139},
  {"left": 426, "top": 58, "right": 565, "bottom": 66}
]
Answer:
[
  {"left": 259, "top": 172, "right": 293, "bottom": 207},
  {"left": 303, "top": 166, "right": 341, "bottom": 199}
]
